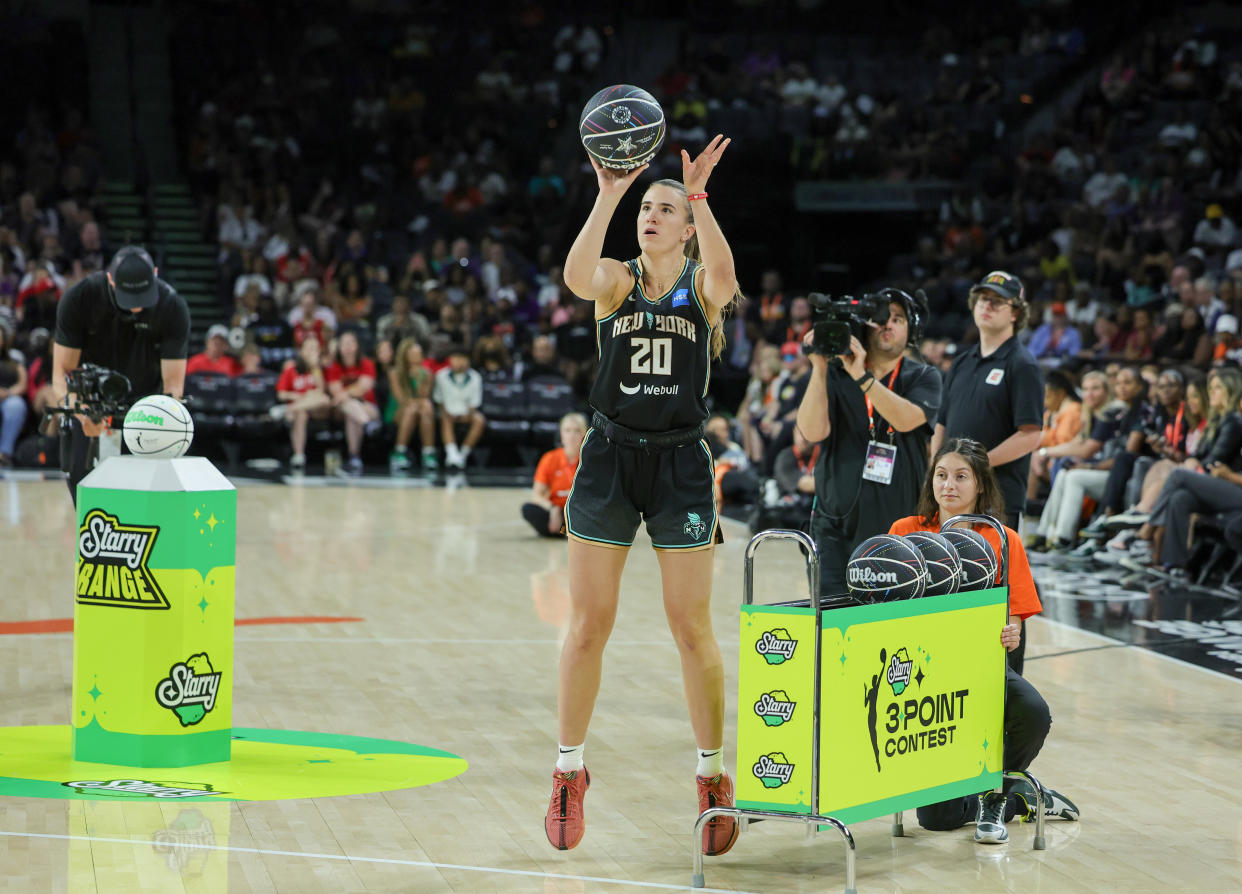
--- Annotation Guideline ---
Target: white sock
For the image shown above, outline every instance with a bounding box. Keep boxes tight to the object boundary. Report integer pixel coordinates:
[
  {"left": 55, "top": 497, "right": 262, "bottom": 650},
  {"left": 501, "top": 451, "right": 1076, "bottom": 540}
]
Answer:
[
  {"left": 556, "top": 743, "right": 585, "bottom": 773},
  {"left": 696, "top": 747, "right": 725, "bottom": 778},
  {"left": 446, "top": 443, "right": 460, "bottom": 463},
  {"left": 422, "top": 446, "right": 435, "bottom": 456},
  {"left": 460, "top": 445, "right": 471, "bottom": 459}
]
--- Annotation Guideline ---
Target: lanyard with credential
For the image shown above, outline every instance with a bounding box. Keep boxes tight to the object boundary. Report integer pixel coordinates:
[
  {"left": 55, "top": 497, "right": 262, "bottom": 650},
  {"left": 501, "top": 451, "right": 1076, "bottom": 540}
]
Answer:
[{"left": 864, "top": 358, "right": 903, "bottom": 442}]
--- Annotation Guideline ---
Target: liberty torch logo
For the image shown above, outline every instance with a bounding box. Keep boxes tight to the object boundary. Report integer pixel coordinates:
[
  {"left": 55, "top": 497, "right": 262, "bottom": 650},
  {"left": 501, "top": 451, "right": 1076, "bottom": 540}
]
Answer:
[
  {"left": 156, "top": 654, "right": 222, "bottom": 727},
  {"left": 76, "top": 509, "right": 168, "bottom": 609},
  {"left": 683, "top": 512, "right": 707, "bottom": 539}
]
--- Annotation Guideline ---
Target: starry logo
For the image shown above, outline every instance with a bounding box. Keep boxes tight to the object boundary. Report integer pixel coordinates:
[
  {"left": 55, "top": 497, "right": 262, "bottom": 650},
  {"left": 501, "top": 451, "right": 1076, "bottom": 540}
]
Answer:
[
  {"left": 153, "top": 809, "right": 217, "bottom": 871},
  {"left": 753, "top": 690, "right": 796, "bottom": 726},
  {"left": 156, "top": 653, "right": 222, "bottom": 727},
  {"left": 752, "top": 752, "right": 795, "bottom": 788},
  {"left": 887, "top": 647, "right": 915, "bottom": 696},
  {"left": 683, "top": 511, "right": 707, "bottom": 539},
  {"left": 76, "top": 509, "right": 168, "bottom": 609},
  {"left": 755, "top": 629, "right": 797, "bottom": 665},
  {"left": 62, "top": 779, "right": 222, "bottom": 799}
]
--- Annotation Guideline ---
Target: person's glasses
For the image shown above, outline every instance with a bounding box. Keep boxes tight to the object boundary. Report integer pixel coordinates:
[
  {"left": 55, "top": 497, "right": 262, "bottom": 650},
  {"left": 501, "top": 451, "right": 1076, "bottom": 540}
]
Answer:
[{"left": 977, "top": 295, "right": 1014, "bottom": 311}]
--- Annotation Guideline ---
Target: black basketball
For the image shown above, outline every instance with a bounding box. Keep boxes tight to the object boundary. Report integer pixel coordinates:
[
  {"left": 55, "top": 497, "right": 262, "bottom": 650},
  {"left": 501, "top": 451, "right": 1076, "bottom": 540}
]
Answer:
[
  {"left": 846, "top": 534, "right": 928, "bottom": 603},
  {"left": 941, "top": 529, "right": 997, "bottom": 591},
  {"left": 579, "top": 84, "right": 666, "bottom": 170},
  {"left": 902, "top": 531, "right": 962, "bottom": 597}
]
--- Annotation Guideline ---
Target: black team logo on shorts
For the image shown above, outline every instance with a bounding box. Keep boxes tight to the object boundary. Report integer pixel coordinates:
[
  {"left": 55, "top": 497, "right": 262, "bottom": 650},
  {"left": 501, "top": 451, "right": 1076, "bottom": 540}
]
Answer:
[
  {"left": 683, "top": 512, "right": 707, "bottom": 539},
  {"left": 156, "top": 654, "right": 222, "bottom": 727},
  {"left": 76, "top": 509, "right": 168, "bottom": 609}
]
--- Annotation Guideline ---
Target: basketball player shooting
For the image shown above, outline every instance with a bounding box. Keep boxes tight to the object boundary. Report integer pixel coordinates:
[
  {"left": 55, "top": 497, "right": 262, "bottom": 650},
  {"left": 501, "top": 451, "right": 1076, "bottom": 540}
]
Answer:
[{"left": 545, "top": 132, "right": 743, "bottom": 856}]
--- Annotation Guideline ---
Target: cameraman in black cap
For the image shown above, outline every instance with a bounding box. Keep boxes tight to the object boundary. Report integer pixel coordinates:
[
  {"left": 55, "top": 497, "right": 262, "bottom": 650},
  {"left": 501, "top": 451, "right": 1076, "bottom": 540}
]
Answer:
[
  {"left": 52, "top": 245, "right": 190, "bottom": 501},
  {"left": 796, "top": 288, "right": 942, "bottom": 600}
]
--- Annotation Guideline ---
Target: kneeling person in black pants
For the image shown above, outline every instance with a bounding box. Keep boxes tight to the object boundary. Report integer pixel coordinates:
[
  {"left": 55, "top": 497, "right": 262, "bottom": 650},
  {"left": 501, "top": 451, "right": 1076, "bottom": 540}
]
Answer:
[{"left": 889, "top": 438, "right": 1079, "bottom": 842}]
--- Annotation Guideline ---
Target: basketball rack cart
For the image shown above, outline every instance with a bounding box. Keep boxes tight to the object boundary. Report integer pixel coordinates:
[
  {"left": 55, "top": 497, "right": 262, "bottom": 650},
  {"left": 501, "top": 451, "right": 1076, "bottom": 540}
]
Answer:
[{"left": 691, "top": 519, "right": 1051, "bottom": 893}]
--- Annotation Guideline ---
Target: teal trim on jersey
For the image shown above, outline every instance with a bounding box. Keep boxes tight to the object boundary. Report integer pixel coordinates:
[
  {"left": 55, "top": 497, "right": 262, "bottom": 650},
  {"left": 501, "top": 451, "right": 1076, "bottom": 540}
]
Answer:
[
  {"left": 688, "top": 264, "right": 712, "bottom": 399},
  {"left": 563, "top": 429, "right": 636, "bottom": 547},
  {"left": 650, "top": 439, "right": 719, "bottom": 550},
  {"left": 595, "top": 306, "right": 621, "bottom": 361},
  {"left": 632, "top": 257, "right": 691, "bottom": 305}
]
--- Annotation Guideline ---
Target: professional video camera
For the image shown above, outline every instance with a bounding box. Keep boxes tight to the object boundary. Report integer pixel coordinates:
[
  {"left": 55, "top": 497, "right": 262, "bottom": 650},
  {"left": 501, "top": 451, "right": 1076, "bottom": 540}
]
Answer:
[
  {"left": 806, "top": 292, "right": 891, "bottom": 357},
  {"left": 45, "top": 363, "right": 132, "bottom": 426}
]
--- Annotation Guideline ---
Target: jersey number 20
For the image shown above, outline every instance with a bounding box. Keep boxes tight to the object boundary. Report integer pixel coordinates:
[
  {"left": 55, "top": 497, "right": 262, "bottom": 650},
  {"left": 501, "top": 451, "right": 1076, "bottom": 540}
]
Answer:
[{"left": 630, "top": 337, "right": 672, "bottom": 376}]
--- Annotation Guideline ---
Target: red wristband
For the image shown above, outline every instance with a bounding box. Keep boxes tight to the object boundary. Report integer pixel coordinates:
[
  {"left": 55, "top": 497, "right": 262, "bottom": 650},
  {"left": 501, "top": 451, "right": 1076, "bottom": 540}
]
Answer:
[{"left": 687, "top": 192, "right": 708, "bottom": 201}]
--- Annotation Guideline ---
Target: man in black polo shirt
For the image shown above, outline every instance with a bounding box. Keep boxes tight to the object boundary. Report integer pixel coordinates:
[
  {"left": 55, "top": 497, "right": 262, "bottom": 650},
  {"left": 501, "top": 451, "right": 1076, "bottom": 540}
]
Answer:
[
  {"left": 797, "top": 288, "right": 942, "bottom": 600},
  {"left": 52, "top": 245, "right": 190, "bottom": 502},
  {"left": 932, "top": 271, "right": 1044, "bottom": 531}
]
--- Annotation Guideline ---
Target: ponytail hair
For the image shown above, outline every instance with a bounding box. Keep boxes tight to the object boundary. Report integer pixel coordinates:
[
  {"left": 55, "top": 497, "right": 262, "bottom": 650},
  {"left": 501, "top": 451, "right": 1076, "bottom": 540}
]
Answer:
[{"left": 650, "top": 178, "right": 744, "bottom": 361}]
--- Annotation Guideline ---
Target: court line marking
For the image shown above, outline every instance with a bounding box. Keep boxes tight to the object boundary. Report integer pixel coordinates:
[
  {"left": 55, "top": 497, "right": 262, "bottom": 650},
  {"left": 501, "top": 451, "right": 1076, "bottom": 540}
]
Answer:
[
  {"left": 1035, "top": 616, "right": 1242, "bottom": 685},
  {"left": 0, "top": 831, "right": 755, "bottom": 893}
]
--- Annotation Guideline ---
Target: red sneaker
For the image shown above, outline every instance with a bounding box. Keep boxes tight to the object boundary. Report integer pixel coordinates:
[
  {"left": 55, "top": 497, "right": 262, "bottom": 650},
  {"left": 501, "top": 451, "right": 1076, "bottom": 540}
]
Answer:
[
  {"left": 696, "top": 772, "right": 739, "bottom": 856},
  {"left": 545, "top": 767, "right": 590, "bottom": 850}
]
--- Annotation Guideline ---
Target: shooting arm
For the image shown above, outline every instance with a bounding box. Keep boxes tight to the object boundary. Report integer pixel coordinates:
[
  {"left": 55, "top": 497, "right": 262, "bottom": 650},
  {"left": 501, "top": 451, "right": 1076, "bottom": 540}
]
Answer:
[{"left": 161, "top": 359, "right": 186, "bottom": 400}]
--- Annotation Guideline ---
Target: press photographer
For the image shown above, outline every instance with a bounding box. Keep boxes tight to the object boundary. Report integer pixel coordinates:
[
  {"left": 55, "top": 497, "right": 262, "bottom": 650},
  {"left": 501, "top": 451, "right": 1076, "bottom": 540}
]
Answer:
[
  {"left": 52, "top": 246, "right": 190, "bottom": 502},
  {"left": 796, "top": 288, "right": 942, "bottom": 600}
]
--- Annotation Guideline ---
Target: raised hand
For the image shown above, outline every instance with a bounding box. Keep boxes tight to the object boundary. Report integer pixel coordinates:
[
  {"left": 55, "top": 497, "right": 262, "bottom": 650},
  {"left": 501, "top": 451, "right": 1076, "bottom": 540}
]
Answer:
[
  {"left": 681, "top": 134, "right": 731, "bottom": 194},
  {"left": 589, "top": 157, "right": 648, "bottom": 199}
]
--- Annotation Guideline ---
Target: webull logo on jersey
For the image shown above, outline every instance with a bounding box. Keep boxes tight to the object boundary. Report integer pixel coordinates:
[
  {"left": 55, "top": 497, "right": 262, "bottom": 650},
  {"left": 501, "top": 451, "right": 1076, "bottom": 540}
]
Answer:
[
  {"left": 156, "top": 653, "right": 222, "bottom": 726},
  {"left": 755, "top": 629, "right": 797, "bottom": 665},
  {"left": 754, "top": 690, "right": 796, "bottom": 726},
  {"left": 752, "top": 752, "right": 795, "bottom": 788},
  {"left": 76, "top": 509, "right": 169, "bottom": 609},
  {"left": 848, "top": 566, "right": 899, "bottom": 586}
]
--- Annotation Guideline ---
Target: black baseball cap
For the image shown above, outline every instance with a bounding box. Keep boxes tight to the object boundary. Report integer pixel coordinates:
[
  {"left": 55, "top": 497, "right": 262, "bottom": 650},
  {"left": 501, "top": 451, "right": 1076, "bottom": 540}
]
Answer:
[
  {"left": 107, "top": 246, "right": 159, "bottom": 310},
  {"left": 969, "top": 270, "right": 1024, "bottom": 302}
]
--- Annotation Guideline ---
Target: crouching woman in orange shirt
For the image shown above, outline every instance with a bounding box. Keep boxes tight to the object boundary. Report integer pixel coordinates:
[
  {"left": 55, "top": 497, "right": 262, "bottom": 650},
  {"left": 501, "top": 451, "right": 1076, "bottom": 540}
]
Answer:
[
  {"left": 522, "top": 413, "right": 588, "bottom": 537},
  {"left": 888, "top": 437, "right": 1079, "bottom": 843}
]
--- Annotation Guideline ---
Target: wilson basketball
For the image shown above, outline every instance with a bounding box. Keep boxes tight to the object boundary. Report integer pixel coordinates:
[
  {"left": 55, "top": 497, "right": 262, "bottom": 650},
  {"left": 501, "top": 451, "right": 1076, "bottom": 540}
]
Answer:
[
  {"left": 903, "top": 531, "right": 962, "bottom": 597},
  {"left": 941, "top": 529, "right": 997, "bottom": 591},
  {"left": 579, "top": 84, "right": 665, "bottom": 170},
  {"left": 846, "top": 534, "right": 927, "bottom": 603},
  {"left": 122, "top": 394, "right": 195, "bottom": 459}
]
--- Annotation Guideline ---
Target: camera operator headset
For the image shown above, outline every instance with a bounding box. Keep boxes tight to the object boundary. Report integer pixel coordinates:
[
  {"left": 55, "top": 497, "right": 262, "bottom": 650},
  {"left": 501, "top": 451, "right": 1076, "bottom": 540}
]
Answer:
[
  {"left": 51, "top": 245, "right": 190, "bottom": 504},
  {"left": 795, "top": 288, "right": 943, "bottom": 601}
]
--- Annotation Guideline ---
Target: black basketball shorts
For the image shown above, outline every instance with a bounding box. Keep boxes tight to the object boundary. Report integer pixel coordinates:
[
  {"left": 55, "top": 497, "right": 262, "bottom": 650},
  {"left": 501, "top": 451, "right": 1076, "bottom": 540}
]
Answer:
[{"left": 564, "top": 429, "right": 722, "bottom": 551}]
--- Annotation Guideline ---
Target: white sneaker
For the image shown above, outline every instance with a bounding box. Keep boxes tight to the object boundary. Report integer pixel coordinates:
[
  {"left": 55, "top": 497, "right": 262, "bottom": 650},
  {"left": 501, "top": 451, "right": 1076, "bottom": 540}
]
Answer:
[{"left": 1105, "top": 529, "right": 1137, "bottom": 552}]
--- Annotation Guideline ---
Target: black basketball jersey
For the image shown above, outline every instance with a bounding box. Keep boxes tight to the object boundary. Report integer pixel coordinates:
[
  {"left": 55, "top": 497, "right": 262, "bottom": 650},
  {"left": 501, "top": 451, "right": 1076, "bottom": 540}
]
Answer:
[{"left": 589, "top": 257, "right": 711, "bottom": 432}]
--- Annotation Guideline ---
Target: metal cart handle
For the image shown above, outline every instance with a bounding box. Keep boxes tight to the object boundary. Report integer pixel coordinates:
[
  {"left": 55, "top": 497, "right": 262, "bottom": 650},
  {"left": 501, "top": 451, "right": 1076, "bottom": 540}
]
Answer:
[
  {"left": 938, "top": 513, "right": 1010, "bottom": 593},
  {"left": 743, "top": 529, "right": 819, "bottom": 607}
]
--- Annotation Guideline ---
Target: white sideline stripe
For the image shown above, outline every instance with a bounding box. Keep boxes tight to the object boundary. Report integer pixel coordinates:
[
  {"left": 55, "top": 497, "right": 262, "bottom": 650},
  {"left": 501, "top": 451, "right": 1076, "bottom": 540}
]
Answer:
[
  {"left": 582, "top": 121, "right": 665, "bottom": 140},
  {"left": 1035, "top": 616, "right": 1242, "bottom": 685},
  {"left": 0, "top": 831, "right": 753, "bottom": 893}
]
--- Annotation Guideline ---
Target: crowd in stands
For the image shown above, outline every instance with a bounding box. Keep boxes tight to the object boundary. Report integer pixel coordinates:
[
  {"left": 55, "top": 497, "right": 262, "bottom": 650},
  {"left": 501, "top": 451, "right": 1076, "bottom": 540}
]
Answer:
[{"left": 3, "top": 4, "right": 1242, "bottom": 587}]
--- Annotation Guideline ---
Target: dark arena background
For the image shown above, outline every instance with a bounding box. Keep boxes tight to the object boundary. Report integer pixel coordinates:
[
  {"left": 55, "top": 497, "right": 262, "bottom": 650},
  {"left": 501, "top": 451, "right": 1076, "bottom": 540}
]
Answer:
[{"left": 1, "top": 1, "right": 1240, "bottom": 891}]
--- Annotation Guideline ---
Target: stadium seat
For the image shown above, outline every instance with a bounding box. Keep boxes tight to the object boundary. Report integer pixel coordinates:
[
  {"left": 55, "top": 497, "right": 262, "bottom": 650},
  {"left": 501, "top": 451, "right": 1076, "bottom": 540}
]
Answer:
[{"left": 526, "top": 376, "right": 575, "bottom": 447}]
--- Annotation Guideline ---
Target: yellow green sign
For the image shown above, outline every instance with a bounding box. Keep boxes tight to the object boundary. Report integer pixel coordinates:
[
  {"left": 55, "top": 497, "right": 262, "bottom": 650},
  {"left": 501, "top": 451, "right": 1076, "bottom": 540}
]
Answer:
[
  {"left": 74, "top": 464, "right": 237, "bottom": 767},
  {"left": 818, "top": 588, "right": 1008, "bottom": 824},
  {"left": 736, "top": 605, "right": 817, "bottom": 813}
]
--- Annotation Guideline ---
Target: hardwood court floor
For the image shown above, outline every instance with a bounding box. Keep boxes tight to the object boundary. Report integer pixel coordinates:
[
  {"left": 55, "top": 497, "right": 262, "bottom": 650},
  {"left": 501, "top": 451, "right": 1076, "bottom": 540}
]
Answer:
[{"left": 1, "top": 478, "right": 1239, "bottom": 893}]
